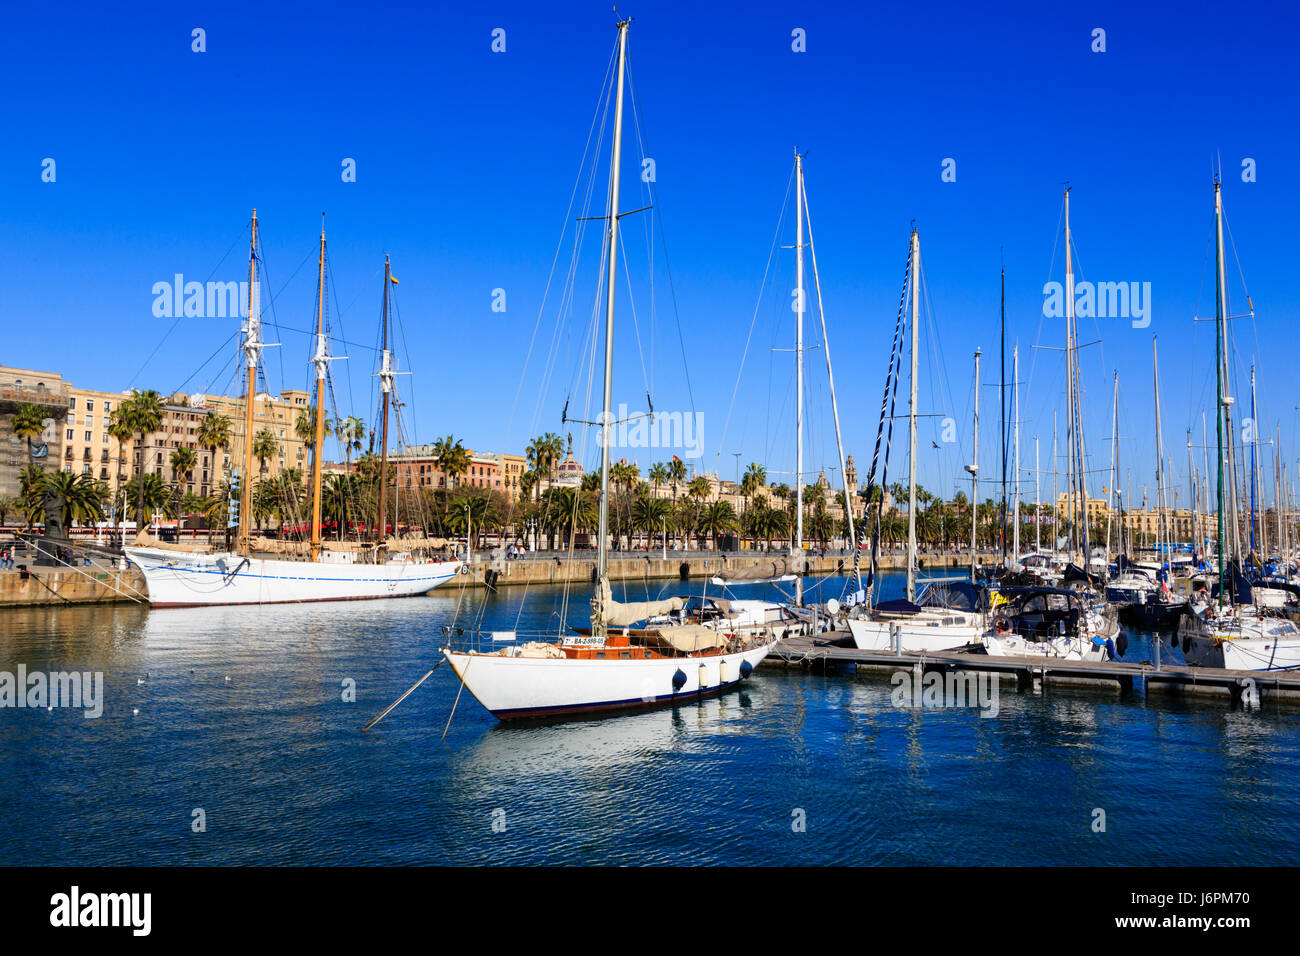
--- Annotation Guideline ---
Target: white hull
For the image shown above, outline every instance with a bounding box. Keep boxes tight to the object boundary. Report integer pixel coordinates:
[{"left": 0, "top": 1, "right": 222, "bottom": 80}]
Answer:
[
  {"left": 982, "top": 632, "right": 1110, "bottom": 661},
  {"left": 1178, "top": 608, "right": 1300, "bottom": 670},
  {"left": 442, "top": 641, "right": 775, "bottom": 720},
  {"left": 847, "top": 614, "right": 982, "bottom": 652},
  {"left": 124, "top": 546, "right": 461, "bottom": 606}
]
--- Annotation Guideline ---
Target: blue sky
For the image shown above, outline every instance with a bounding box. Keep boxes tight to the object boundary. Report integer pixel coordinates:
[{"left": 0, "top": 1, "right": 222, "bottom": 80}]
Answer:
[{"left": 3, "top": 1, "right": 1299, "bottom": 507}]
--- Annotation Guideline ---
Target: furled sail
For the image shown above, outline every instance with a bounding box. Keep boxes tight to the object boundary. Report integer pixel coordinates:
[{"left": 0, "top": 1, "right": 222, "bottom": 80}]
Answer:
[
  {"left": 710, "top": 555, "right": 805, "bottom": 586},
  {"left": 599, "top": 579, "right": 686, "bottom": 628}
]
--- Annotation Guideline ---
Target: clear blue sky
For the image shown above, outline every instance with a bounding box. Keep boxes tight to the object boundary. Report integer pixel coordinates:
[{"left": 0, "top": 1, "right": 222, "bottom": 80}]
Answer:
[{"left": 3, "top": 1, "right": 1299, "bottom": 507}]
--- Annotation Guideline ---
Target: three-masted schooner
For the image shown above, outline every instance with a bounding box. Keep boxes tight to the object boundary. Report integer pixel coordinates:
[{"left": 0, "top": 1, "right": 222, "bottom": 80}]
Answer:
[{"left": 125, "top": 215, "right": 461, "bottom": 606}]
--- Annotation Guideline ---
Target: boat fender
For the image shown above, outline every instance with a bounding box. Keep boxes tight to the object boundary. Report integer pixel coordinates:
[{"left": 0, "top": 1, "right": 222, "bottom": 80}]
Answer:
[
  {"left": 672, "top": 668, "right": 687, "bottom": 692},
  {"left": 739, "top": 660, "right": 753, "bottom": 679},
  {"left": 1115, "top": 633, "right": 1129, "bottom": 658},
  {"left": 697, "top": 663, "right": 708, "bottom": 692},
  {"left": 720, "top": 661, "right": 729, "bottom": 683},
  {"left": 1105, "top": 637, "right": 1117, "bottom": 661},
  {"left": 1182, "top": 634, "right": 1191, "bottom": 655}
]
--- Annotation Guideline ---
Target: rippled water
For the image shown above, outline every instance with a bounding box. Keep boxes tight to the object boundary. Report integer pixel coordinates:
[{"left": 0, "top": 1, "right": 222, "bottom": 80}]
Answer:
[{"left": 0, "top": 572, "right": 1296, "bottom": 866}]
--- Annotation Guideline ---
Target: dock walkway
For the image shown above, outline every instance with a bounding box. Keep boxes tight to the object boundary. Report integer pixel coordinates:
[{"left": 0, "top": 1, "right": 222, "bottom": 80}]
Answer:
[{"left": 764, "top": 633, "right": 1300, "bottom": 705}]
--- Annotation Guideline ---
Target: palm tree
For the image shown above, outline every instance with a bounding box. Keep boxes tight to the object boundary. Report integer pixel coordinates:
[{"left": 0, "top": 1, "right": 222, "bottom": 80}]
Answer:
[
  {"left": 740, "top": 462, "right": 766, "bottom": 515},
  {"left": 432, "top": 435, "right": 471, "bottom": 489},
  {"left": 170, "top": 446, "right": 197, "bottom": 489},
  {"left": 699, "top": 500, "right": 737, "bottom": 551},
  {"left": 31, "top": 470, "right": 106, "bottom": 530},
  {"left": 18, "top": 464, "right": 46, "bottom": 530},
  {"left": 122, "top": 472, "right": 172, "bottom": 527},
  {"left": 526, "top": 432, "right": 565, "bottom": 500},
  {"left": 632, "top": 495, "right": 672, "bottom": 552},
  {"left": 106, "top": 407, "right": 136, "bottom": 529},
  {"left": 0, "top": 495, "right": 20, "bottom": 528},
  {"left": 121, "top": 389, "right": 165, "bottom": 534},
  {"left": 648, "top": 462, "right": 669, "bottom": 498},
  {"left": 334, "top": 415, "right": 364, "bottom": 470},
  {"left": 294, "top": 405, "right": 320, "bottom": 450},
  {"left": 666, "top": 457, "right": 687, "bottom": 504},
  {"left": 10, "top": 403, "right": 47, "bottom": 462},
  {"left": 251, "top": 428, "right": 278, "bottom": 477}
]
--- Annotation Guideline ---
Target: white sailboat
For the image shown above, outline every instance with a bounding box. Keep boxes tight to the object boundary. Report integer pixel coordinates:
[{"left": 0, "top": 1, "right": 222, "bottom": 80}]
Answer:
[
  {"left": 126, "top": 217, "right": 460, "bottom": 606},
  {"left": 849, "top": 230, "right": 985, "bottom": 651},
  {"left": 440, "top": 20, "right": 777, "bottom": 719}
]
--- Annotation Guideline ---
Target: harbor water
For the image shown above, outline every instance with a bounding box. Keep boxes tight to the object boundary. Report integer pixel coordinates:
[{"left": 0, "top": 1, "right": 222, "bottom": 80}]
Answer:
[{"left": 1, "top": 572, "right": 1296, "bottom": 866}]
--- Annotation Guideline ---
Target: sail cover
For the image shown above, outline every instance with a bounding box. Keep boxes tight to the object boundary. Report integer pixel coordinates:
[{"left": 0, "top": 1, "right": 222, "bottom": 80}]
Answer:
[
  {"left": 711, "top": 555, "right": 805, "bottom": 586},
  {"left": 641, "top": 624, "right": 725, "bottom": 653},
  {"left": 599, "top": 579, "right": 686, "bottom": 628}
]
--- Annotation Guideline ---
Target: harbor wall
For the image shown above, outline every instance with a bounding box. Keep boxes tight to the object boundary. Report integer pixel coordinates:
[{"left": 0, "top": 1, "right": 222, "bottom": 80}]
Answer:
[{"left": 0, "top": 551, "right": 975, "bottom": 606}]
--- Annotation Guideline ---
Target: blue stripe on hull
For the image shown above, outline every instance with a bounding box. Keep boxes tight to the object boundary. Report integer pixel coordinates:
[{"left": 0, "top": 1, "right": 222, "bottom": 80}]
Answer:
[{"left": 492, "top": 676, "right": 752, "bottom": 721}]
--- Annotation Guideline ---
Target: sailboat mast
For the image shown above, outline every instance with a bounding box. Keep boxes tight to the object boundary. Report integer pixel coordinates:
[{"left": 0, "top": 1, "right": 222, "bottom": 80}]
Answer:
[
  {"left": 1107, "top": 373, "right": 1118, "bottom": 558},
  {"left": 1063, "top": 188, "right": 1077, "bottom": 559},
  {"left": 237, "top": 210, "right": 260, "bottom": 555},
  {"left": 906, "top": 228, "right": 920, "bottom": 603},
  {"left": 309, "top": 222, "right": 328, "bottom": 561},
  {"left": 1153, "top": 336, "right": 1167, "bottom": 570},
  {"left": 591, "top": 19, "right": 630, "bottom": 637},
  {"left": 1035, "top": 435, "right": 1041, "bottom": 552},
  {"left": 377, "top": 256, "right": 393, "bottom": 550},
  {"left": 1013, "top": 344, "right": 1021, "bottom": 558},
  {"left": 969, "top": 349, "right": 980, "bottom": 584},
  {"left": 800, "top": 166, "right": 859, "bottom": 593},
  {"left": 1000, "top": 268, "right": 1007, "bottom": 566},
  {"left": 795, "top": 152, "right": 805, "bottom": 607},
  {"left": 1214, "top": 180, "right": 1229, "bottom": 605},
  {"left": 1250, "top": 366, "right": 1260, "bottom": 555}
]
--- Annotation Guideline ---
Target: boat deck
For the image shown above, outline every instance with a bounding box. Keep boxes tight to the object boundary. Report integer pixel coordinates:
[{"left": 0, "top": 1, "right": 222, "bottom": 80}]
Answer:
[{"left": 764, "top": 633, "right": 1300, "bottom": 704}]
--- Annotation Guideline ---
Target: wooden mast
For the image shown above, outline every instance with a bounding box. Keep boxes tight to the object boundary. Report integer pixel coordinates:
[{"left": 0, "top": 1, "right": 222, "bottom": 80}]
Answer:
[
  {"left": 376, "top": 255, "right": 393, "bottom": 552},
  {"left": 237, "top": 210, "right": 260, "bottom": 555},
  {"left": 310, "top": 221, "right": 328, "bottom": 560}
]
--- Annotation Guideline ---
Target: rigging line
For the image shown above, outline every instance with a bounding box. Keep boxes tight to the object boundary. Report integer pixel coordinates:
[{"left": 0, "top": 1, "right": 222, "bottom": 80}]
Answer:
[
  {"left": 616, "top": 215, "right": 654, "bottom": 407},
  {"left": 129, "top": 224, "right": 250, "bottom": 388},
  {"left": 626, "top": 47, "right": 657, "bottom": 397},
  {"left": 509, "top": 38, "right": 617, "bottom": 462},
  {"left": 625, "top": 52, "right": 698, "bottom": 430},
  {"left": 1025, "top": 194, "right": 1068, "bottom": 432},
  {"left": 716, "top": 164, "right": 796, "bottom": 461},
  {"left": 170, "top": 330, "right": 240, "bottom": 396}
]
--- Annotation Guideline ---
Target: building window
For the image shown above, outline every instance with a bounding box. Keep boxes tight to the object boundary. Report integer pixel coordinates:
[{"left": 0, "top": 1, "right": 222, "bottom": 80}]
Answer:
[
  {"left": 87, "top": 400, "right": 95, "bottom": 411},
  {"left": 84, "top": 431, "right": 91, "bottom": 442},
  {"left": 66, "top": 428, "right": 73, "bottom": 440},
  {"left": 68, "top": 397, "right": 76, "bottom": 409}
]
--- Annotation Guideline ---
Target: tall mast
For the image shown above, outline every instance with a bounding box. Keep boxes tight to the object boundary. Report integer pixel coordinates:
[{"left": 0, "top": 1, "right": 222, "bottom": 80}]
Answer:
[
  {"left": 967, "top": 348, "right": 980, "bottom": 583},
  {"left": 1063, "top": 188, "right": 1077, "bottom": 558},
  {"left": 1034, "top": 435, "right": 1041, "bottom": 553},
  {"left": 590, "top": 19, "right": 629, "bottom": 637},
  {"left": 1153, "top": 336, "right": 1167, "bottom": 570},
  {"left": 794, "top": 151, "right": 805, "bottom": 607},
  {"left": 1013, "top": 344, "right": 1021, "bottom": 559},
  {"left": 1000, "top": 267, "right": 1007, "bottom": 566},
  {"left": 1277, "top": 424, "right": 1284, "bottom": 557},
  {"left": 1186, "top": 429, "right": 1195, "bottom": 559},
  {"left": 237, "top": 210, "right": 261, "bottom": 555},
  {"left": 1107, "top": 372, "right": 1118, "bottom": 558},
  {"left": 376, "top": 255, "right": 393, "bottom": 550},
  {"left": 801, "top": 163, "right": 859, "bottom": 594},
  {"left": 906, "top": 228, "right": 920, "bottom": 602},
  {"left": 309, "top": 221, "right": 328, "bottom": 560},
  {"left": 1214, "top": 180, "right": 1229, "bottom": 605},
  {"left": 1250, "top": 366, "right": 1261, "bottom": 555}
]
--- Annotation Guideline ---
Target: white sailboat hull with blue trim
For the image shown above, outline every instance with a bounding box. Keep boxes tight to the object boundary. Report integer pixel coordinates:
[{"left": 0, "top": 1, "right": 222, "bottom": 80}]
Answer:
[
  {"left": 441, "top": 641, "right": 774, "bottom": 720},
  {"left": 124, "top": 546, "right": 460, "bottom": 607}
]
